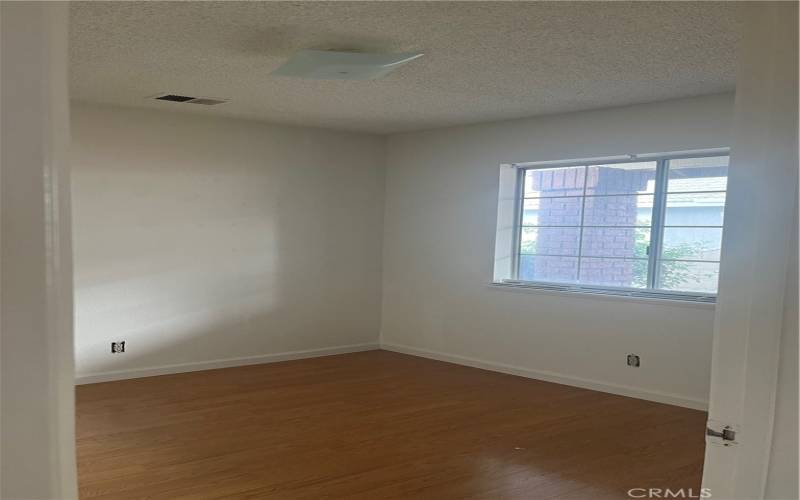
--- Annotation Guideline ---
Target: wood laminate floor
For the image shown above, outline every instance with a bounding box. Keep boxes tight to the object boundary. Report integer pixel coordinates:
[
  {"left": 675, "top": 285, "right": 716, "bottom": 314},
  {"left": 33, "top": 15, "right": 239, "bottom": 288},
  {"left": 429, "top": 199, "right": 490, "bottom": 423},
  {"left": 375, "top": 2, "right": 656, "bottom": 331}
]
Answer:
[{"left": 77, "top": 350, "right": 706, "bottom": 499}]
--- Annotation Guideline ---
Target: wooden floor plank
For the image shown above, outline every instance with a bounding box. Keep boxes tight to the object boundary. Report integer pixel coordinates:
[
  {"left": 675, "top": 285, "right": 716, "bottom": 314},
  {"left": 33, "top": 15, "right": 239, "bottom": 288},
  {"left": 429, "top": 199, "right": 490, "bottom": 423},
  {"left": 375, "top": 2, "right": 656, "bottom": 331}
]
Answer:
[{"left": 76, "top": 350, "right": 706, "bottom": 499}]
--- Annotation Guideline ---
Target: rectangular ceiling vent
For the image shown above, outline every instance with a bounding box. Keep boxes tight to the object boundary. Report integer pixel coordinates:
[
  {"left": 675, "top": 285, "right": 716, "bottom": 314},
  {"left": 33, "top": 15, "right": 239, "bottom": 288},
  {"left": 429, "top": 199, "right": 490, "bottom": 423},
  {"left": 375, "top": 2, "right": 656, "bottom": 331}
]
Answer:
[
  {"left": 152, "top": 94, "right": 228, "bottom": 105},
  {"left": 154, "top": 94, "right": 194, "bottom": 102}
]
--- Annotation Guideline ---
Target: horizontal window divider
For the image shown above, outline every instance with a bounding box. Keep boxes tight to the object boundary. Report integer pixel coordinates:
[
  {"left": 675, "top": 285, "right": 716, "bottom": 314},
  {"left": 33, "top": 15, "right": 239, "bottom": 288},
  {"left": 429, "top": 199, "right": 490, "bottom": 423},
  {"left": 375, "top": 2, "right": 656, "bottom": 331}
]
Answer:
[
  {"left": 582, "top": 255, "right": 650, "bottom": 260},
  {"left": 662, "top": 225, "right": 724, "bottom": 229},
  {"left": 524, "top": 192, "right": 654, "bottom": 200},
  {"left": 665, "top": 190, "right": 727, "bottom": 195},
  {"left": 520, "top": 253, "right": 648, "bottom": 261},
  {"left": 659, "top": 258, "right": 721, "bottom": 264},
  {"left": 519, "top": 253, "right": 579, "bottom": 259},
  {"left": 523, "top": 189, "right": 726, "bottom": 201},
  {"left": 522, "top": 225, "right": 652, "bottom": 229},
  {"left": 521, "top": 226, "right": 724, "bottom": 230},
  {"left": 521, "top": 225, "right": 582, "bottom": 228}
]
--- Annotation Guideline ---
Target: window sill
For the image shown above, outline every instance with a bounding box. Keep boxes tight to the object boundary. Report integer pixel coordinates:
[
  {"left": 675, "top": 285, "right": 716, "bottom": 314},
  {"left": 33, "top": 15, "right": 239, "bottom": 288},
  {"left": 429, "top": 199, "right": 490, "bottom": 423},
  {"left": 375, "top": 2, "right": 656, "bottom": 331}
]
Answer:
[{"left": 487, "top": 281, "right": 716, "bottom": 309}]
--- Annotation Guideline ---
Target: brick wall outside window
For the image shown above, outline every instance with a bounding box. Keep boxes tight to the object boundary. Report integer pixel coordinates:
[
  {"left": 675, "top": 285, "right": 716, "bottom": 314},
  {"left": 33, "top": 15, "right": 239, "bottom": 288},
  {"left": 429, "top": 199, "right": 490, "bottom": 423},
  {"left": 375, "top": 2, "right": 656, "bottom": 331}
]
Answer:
[{"left": 522, "top": 167, "right": 653, "bottom": 286}]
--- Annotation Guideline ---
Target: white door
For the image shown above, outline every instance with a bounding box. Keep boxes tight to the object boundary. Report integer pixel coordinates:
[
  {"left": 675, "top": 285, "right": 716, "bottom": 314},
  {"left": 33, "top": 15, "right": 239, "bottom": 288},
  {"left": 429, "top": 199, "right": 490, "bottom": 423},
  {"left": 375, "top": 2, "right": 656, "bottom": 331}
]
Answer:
[
  {"left": 702, "top": 2, "right": 798, "bottom": 499},
  {"left": 0, "top": 2, "right": 76, "bottom": 498}
]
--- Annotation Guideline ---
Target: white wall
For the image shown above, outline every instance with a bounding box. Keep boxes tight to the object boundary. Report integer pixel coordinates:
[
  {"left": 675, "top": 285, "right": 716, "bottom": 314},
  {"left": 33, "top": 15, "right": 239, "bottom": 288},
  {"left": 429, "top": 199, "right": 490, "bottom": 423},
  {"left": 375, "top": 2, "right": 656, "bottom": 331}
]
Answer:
[
  {"left": 1, "top": 3, "right": 77, "bottom": 498},
  {"left": 381, "top": 93, "right": 735, "bottom": 409},
  {"left": 71, "top": 103, "right": 385, "bottom": 380}
]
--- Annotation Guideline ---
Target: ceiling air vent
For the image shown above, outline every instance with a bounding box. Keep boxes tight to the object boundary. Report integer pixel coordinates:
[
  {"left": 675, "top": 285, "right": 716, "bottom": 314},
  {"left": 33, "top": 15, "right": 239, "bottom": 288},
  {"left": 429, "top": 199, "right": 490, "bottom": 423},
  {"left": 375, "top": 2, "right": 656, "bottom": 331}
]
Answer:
[
  {"left": 151, "top": 94, "right": 228, "bottom": 105},
  {"left": 154, "top": 94, "right": 195, "bottom": 102}
]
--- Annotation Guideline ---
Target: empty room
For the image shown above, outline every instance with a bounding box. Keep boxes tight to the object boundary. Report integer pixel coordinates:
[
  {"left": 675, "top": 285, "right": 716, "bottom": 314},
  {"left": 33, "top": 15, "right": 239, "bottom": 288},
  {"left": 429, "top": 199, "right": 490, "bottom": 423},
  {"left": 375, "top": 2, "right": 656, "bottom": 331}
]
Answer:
[{"left": 1, "top": 1, "right": 797, "bottom": 499}]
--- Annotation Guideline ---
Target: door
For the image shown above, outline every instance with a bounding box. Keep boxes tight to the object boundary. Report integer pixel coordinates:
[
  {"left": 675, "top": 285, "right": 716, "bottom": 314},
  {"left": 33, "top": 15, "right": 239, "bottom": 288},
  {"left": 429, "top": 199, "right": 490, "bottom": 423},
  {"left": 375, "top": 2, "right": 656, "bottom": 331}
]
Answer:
[
  {"left": 702, "top": 3, "right": 798, "bottom": 499},
  {"left": 0, "top": 2, "right": 76, "bottom": 498}
]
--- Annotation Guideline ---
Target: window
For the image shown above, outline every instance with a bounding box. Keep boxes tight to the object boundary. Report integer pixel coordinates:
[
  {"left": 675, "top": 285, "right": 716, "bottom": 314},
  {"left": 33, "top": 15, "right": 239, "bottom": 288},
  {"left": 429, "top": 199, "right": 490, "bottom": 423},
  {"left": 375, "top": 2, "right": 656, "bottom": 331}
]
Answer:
[{"left": 493, "top": 152, "right": 729, "bottom": 301}]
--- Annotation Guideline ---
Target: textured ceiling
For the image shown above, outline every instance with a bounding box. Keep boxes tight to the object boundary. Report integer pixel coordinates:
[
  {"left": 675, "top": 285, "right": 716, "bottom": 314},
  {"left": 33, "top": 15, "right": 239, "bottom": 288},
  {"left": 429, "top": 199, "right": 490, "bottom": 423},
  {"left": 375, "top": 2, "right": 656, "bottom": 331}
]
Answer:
[{"left": 70, "top": 1, "right": 744, "bottom": 134}]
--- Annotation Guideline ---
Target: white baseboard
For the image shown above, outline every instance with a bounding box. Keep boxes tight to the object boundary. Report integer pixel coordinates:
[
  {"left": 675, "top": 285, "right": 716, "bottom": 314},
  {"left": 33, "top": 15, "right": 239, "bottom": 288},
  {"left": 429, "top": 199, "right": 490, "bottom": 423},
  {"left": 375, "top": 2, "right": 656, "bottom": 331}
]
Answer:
[
  {"left": 75, "top": 343, "right": 379, "bottom": 385},
  {"left": 380, "top": 342, "right": 708, "bottom": 411},
  {"left": 76, "top": 341, "right": 708, "bottom": 411}
]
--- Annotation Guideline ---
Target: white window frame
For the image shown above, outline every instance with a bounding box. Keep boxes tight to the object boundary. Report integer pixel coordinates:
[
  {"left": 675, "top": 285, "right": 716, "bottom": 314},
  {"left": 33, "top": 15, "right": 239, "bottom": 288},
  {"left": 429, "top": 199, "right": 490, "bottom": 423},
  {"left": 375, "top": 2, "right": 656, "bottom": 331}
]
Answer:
[{"left": 496, "top": 149, "right": 730, "bottom": 303}]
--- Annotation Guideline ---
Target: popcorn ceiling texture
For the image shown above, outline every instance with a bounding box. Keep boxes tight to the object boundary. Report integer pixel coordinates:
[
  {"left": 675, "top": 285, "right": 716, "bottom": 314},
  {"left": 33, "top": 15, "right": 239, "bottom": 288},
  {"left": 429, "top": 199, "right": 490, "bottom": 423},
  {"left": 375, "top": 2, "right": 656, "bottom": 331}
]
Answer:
[{"left": 70, "top": 1, "right": 743, "bottom": 134}]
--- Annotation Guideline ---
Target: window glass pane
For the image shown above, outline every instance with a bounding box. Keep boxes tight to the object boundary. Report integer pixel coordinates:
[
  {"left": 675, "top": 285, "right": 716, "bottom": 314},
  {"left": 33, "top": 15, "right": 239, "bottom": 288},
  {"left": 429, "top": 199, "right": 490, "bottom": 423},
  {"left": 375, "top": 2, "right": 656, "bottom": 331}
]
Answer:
[
  {"left": 583, "top": 195, "right": 654, "bottom": 226},
  {"left": 661, "top": 227, "right": 723, "bottom": 261},
  {"left": 579, "top": 257, "right": 648, "bottom": 288},
  {"left": 522, "top": 197, "right": 583, "bottom": 226},
  {"left": 667, "top": 156, "right": 729, "bottom": 193},
  {"left": 658, "top": 261, "right": 720, "bottom": 293},
  {"left": 524, "top": 166, "right": 585, "bottom": 197},
  {"left": 520, "top": 227, "right": 580, "bottom": 256},
  {"left": 582, "top": 227, "right": 650, "bottom": 258},
  {"left": 519, "top": 255, "right": 578, "bottom": 283},
  {"left": 585, "top": 161, "right": 657, "bottom": 196},
  {"left": 664, "top": 192, "right": 726, "bottom": 226},
  {"left": 508, "top": 155, "right": 729, "bottom": 295}
]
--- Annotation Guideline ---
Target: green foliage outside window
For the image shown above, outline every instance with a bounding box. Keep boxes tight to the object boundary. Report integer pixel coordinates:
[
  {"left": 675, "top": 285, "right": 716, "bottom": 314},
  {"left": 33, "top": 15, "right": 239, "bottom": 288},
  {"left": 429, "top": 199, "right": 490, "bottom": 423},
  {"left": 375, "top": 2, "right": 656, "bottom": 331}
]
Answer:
[{"left": 633, "top": 231, "right": 715, "bottom": 289}]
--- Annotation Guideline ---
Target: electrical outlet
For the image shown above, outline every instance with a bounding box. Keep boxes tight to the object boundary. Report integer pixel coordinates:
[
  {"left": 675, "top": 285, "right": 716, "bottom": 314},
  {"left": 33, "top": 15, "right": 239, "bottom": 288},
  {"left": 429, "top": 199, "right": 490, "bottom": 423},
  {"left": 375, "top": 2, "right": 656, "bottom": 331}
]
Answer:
[
  {"left": 111, "top": 341, "right": 125, "bottom": 354},
  {"left": 626, "top": 354, "right": 640, "bottom": 367}
]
